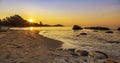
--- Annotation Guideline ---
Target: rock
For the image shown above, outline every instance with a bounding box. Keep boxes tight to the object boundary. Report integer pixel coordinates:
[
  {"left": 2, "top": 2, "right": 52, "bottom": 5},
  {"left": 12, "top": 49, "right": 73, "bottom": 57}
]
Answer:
[
  {"left": 67, "top": 48, "right": 76, "bottom": 52},
  {"left": 93, "top": 30, "right": 98, "bottom": 32},
  {"left": 84, "top": 27, "right": 110, "bottom": 30},
  {"left": 117, "top": 27, "right": 120, "bottom": 31},
  {"left": 72, "top": 25, "right": 83, "bottom": 30},
  {"left": 55, "top": 58, "right": 67, "bottom": 63},
  {"left": 75, "top": 50, "right": 89, "bottom": 56},
  {"left": 76, "top": 35, "right": 80, "bottom": 37},
  {"left": 71, "top": 53, "right": 79, "bottom": 57},
  {"left": 106, "top": 31, "right": 114, "bottom": 33},
  {"left": 107, "top": 41, "right": 120, "bottom": 44},
  {"left": 94, "top": 51, "right": 108, "bottom": 59},
  {"left": 103, "top": 59, "right": 119, "bottom": 63},
  {"left": 80, "top": 51, "right": 89, "bottom": 56},
  {"left": 80, "top": 33, "right": 87, "bottom": 35},
  {"left": 56, "top": 48, "right": 63, "bottom": 51}
]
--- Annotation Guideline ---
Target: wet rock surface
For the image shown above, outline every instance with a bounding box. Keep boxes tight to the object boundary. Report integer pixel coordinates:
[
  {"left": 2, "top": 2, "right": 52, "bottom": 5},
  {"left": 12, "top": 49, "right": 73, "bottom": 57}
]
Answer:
[
  {"left": 117, "top": 27, "right": 120, "bottom": 31},
  {"left": 84, "top": 27, "right": 110, "bottom": 30},
  {"left": 106, "top": 31, "right": 114, "bottom": 33},
  {"left": 72, "top": 25, "right": 83, "bottom": 30},
  {"left": 80, "top": 33, "right": 87, "bottom": 35},
  {"left": 47, "top": 48, "right": 119, "bottom": 63}
]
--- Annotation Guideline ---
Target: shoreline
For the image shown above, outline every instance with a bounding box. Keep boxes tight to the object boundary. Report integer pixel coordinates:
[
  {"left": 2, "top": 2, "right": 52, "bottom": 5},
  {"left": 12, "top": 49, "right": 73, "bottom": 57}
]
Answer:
[
  {"left": 0, "top": 30, "right": 63, "bottom": 63},
  {"left": 0, "top": 30, "right": 119, "bottom": 63}
]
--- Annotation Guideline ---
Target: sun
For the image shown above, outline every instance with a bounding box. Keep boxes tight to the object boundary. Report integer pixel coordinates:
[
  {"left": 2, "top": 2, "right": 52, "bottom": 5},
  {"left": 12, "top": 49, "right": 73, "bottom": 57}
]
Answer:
[{"left": 28, "top": 18, "right": 34, "bottom": 23}]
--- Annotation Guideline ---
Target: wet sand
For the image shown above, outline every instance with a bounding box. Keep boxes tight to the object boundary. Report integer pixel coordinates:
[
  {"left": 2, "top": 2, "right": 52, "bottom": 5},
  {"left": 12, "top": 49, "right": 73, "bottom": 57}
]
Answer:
[{"left": 0, "top": 30, "right": 119, "bottom": 63}]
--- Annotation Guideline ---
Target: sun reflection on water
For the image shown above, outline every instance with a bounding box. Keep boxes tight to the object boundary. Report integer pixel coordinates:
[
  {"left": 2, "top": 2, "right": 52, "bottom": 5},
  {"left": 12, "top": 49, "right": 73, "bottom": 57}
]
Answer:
[{"left": 30, "top": 27, "right": 33, "bottom": 30}]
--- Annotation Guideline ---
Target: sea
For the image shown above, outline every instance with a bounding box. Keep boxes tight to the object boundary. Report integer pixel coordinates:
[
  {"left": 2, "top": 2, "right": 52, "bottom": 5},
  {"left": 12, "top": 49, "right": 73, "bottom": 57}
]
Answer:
[{"left": 11, "top": 27, "right": 120, "bottom": 59}]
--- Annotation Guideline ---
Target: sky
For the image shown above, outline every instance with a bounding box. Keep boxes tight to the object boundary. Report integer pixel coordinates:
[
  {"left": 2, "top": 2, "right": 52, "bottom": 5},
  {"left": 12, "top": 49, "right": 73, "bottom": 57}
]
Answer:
[{"left": 0, "top": 0, "right": 120, "bottom": 26}]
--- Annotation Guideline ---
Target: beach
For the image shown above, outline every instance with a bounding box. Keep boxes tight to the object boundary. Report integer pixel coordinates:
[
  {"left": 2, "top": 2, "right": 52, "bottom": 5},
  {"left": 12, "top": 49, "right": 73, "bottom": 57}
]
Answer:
[
  {"left": 0, "top": 30, "right": 63, "bottom": 63},
  {"left": 0, "top": 30, "right": 119, "bottom": 63}
]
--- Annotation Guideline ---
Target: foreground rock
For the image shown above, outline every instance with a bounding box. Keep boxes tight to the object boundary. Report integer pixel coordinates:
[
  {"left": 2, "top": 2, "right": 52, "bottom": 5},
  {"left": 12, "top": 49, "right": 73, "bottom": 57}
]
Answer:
[
  {"left": 49, "top": 48, "right": 119, "bottom": 63},
  {"left": 72, "top": 25, "right": 83, "bottom": 30},
  {"left": 117, "top": 27, "right": 120, "bottom": 31},
  {"left": 80, "top": 33, "right": 87, "bottom": 35},
  {"left": 84, "top": 27, "right": 110, "bottom": 30},
  {"left": 107, "top": 41, "right": 120, "bottom": 44}
]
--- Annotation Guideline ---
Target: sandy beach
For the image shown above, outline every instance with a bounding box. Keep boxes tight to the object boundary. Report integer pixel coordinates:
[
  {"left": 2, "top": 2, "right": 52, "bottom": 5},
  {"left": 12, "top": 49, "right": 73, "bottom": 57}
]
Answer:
[
  {"left": 0, "top": 30, "right": 119, "bottom": 63},
  {"left": 0, "top": 30, "right": 63, "bottom": 63}
]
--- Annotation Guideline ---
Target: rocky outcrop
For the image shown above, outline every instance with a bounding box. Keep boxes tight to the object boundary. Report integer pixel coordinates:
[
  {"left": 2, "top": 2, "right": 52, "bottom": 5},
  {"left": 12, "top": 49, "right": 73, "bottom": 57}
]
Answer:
[
  {"left": 72, "top": 25, "right": 83, "bottom": 30},
  {"left": 117, "top": 27, "right": 120, "bottom": 31},
  {"left": 84, "top": 27, "right": 110, "bottom": 30},
  {"left": 107, "top": 41, "right": 120, "bottom": 44},
  {"left": 49, "top": 48, "right": 119, "bottom": 63},
  {"left": 80, "top": 33, "right": 87, "bottom": 35},
  {"left": 106, "top": 31, "right": 114, "bottom": 33}
]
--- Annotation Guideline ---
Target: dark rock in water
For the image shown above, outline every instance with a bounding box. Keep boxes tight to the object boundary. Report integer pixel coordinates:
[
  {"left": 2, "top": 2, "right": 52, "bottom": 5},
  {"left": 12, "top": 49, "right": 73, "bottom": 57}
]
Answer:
[
  {"left": 0, "top": 30, "right": 7, "bottom": 32},
  {"left": 95, "top": 51, "right": 109, "bottom": 59},
  {"left": 81, "top": 51, "right": 89, "bottom": 56},
  {"left": 103, "top": 59, "right": 119, "bottom": 63},
  {"left": 93, "top": 30, "right": 98, "bottom": 32},
  {"left": 84, "top": 27, "right": 110, "bottom": 30},
  {"left": 67, "top": 48, "right": 76, "bottom": 52},
  {"left": 80, "top": 33, "right": 87, "bottom": 35},
  {"left": 106, "top": 31, "right": 114, "bottom": 33},
  {"left": 76, "top": 35, "right": 80, "bottom": 37},
  {"left": 107, "top": 41, "right": 120, "bottom": 44},
  {"left": 72, "top": 25, "right": 83, "bottom": 30},
  {"left": 117, "top": 27, "right": 120, "bottom": 31},
  {"left": 56, "top": 48, "right": 63, "bottom": 51},
  {"left": 71, "top": 53, "right": 79, "bottom": 57}
]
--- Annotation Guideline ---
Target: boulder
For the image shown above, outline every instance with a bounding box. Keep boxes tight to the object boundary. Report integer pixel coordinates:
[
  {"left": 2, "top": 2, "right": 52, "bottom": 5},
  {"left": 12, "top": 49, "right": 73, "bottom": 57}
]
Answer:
[
  {"left": 67, "top": 48, "right": 76, "bottom": 52},
  {"left": 117, "top": 27, "right": 120, "bottom": 31},
  {"left": 80, "top": 33, "right": 87, "bottom": 35},
  {"left": 71, "top": 53, "right": 79, "bottom": 57},
  {"left": 107, "top": 41, "right": 120, "bottom": 44},
  {"left": 94, "top": 51, "right": 108, "bottom": 59},
  {"left": 93, "top": 30, "right": 98, "bottom": 32},
  {"left": 84, "top": 27, "right": 110, "bottom": 30},
  {"left": 80, "top": 51, "right": 89, "bottom": 56},
  {"left": 72, "top": 25, "right": 83, "bottom": 30},
  {"left": 105, "top": 31, "right": 114, "bottom": 33}
]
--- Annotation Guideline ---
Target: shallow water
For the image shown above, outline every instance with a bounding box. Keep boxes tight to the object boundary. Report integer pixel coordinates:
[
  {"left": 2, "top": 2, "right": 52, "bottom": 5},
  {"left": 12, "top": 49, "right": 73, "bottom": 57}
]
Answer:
[{"left": 11, "top": 27, "right": 120, "bottom": 59}]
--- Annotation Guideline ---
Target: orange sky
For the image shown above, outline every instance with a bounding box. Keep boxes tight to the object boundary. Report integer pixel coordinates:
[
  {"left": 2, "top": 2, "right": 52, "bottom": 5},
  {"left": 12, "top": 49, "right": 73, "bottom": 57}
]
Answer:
[{"left": 0, "top": 0, "right": 120, "bottom": 26}]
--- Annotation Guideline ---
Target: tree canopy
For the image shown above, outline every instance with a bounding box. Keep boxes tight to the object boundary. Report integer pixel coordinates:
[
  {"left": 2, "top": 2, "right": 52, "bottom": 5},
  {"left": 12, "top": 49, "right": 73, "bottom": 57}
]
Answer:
[{"left": 0, "top": 15, "right": 30, "bottom": 27}]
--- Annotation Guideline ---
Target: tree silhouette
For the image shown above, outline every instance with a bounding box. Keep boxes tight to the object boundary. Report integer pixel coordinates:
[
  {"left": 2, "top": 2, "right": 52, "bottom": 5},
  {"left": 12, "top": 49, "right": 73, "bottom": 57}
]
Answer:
[
  {"left": 0, "top": 15, "right": 30, "bottom": 27},
  {"left": 0, "top": 14, "right": 64, "bottom": 27}
]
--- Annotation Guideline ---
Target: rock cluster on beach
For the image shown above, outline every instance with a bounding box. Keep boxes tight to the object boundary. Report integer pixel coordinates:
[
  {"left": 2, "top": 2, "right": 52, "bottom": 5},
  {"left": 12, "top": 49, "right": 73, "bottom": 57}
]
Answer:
[
  {"left": 47, "top": 48, "right": 119, "bottom": 63},
  {"left": 72, "top": 25, "right": 83, "bottom": 30}
]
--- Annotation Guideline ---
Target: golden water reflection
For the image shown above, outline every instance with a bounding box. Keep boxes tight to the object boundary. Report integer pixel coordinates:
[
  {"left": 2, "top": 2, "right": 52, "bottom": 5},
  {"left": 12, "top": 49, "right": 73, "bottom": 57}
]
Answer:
[{"left": 30, "top": 27, "right": 33, "bottom": 30}]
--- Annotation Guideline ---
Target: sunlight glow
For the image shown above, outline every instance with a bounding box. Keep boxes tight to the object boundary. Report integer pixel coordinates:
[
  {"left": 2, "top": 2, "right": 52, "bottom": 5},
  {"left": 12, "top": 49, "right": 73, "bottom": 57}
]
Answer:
[
  {"left": 30, "top": 27, "right": 33, "bottom": 30},
  {"left": 28, "top": 18, "right": 34, "bottom": 23}
]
